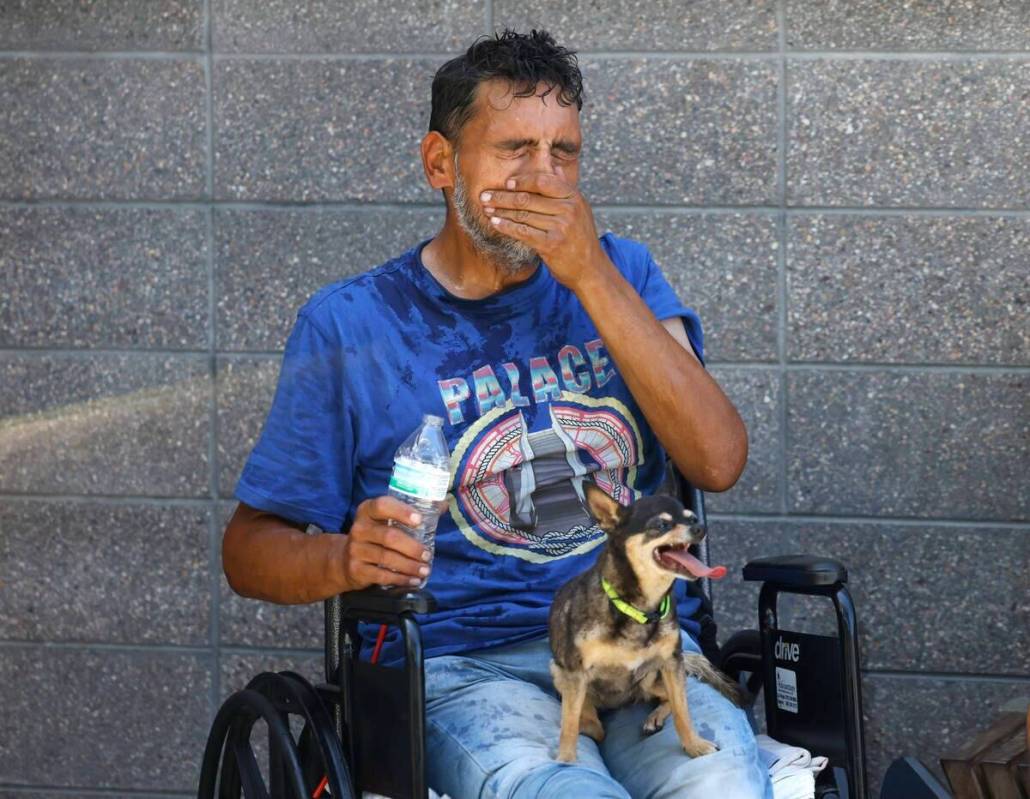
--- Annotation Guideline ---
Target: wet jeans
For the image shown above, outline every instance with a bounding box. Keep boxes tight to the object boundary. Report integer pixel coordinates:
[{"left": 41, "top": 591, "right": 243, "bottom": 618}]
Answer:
[{"left": 424, "top": 632, "right": 773, "bottom": 799}]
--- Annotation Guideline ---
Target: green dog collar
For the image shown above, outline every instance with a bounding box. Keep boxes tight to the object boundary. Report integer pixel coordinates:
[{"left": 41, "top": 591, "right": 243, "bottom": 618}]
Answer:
[{"left": 601, "top": 576, "right": 671, "bottom": 624}]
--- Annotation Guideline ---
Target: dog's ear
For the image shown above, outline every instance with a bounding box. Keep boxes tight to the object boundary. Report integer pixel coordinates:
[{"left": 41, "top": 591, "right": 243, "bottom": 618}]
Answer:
[{"left": 583, "top": 482, "right": 624, "bottom": 530}]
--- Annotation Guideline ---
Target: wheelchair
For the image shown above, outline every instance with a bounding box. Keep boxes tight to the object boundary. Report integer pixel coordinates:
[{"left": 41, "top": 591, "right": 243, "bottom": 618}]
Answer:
[{"left": 198, "top": 469, "right": 952, "bottom": 799}]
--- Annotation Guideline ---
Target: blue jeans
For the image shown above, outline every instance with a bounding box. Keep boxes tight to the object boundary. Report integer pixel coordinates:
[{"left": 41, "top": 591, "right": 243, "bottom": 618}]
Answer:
[{"left": 424, "top": 632, "right": 773, "bottom": 799}]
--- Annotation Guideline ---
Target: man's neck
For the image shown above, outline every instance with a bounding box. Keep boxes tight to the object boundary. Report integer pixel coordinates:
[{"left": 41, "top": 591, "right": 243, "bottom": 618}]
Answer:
[{"left": 421, "top": 215, "right": 539, "bottom": 300}]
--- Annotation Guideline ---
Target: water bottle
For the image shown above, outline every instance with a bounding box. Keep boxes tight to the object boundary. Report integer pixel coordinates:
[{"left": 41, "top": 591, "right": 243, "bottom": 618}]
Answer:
[{"left": 385, "top": 414, "right": 451, "bottom": 589}]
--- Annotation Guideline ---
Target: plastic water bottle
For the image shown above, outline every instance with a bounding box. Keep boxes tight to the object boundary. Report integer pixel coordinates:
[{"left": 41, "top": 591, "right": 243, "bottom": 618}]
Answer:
[{"left": 385, "top": 414, "right": 451, "bottom": 589}]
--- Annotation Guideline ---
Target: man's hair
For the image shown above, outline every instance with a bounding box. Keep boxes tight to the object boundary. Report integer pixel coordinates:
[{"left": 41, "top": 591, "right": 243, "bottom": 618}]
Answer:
[{"left": 429, "top": 29, "right": 584, "bottom": 143}]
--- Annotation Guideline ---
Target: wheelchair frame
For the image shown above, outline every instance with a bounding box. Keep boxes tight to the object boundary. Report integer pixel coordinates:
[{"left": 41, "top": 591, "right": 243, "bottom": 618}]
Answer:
[{"left": 200, "top": 472, "right": 957, "bottom": 799}]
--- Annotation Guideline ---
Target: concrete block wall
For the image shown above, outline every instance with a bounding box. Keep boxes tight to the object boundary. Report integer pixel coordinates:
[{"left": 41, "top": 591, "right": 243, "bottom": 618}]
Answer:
[{"left": 0, "top": 2, "right": 1026, "bottom": 795}]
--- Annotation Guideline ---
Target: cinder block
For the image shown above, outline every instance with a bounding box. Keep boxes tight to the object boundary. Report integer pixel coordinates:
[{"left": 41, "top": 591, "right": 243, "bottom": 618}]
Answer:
[
  {"left": 0, "top": 207, "right": 208, "bottom": 349},
  {"left": 787, "top": 214, "right": 1030, "bottom": 365},
  {"left": 0, "top": 353, "right": 211, "bottom": 496},
  {"left": 220, "top": 581, "right": 324, "bottom": 650},
  {"left": 786, "top": 0, "right": 1030, "bottom": 51},
  {"left": 213, "top": 59, "right": 445, "bottom": 201},
  {"left": 213, "top": 0, "right": 484, "bottom": 53},
  {"left": 0, "top": 59, "right": 206, "bottom": 200},
  {"left": 787, "top": 60, "right": 1030, "bottom": 208},
  {"left": 0, "top": 647, "right": 211, "bottom": 791},
  {"left": 495, "top": 0, "right": 778, "bottom": 51},
  {"left": 0, "top": 0, "right": 203, "bottom": 51},
  {"left": 579, "top": 59, "right": 778, "bottom": 205},
  {"left": 0, "top": 500, "right": 210, "bottom": 645},
  {"left": 787, "top": 370, "right": 1028, "bottom": 520}
]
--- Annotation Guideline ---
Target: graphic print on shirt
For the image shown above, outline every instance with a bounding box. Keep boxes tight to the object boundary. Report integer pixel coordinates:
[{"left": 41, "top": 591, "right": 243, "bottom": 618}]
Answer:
[
  {"left": 436, "top": 338, "right": 617, "bottom": 427},
  {"left": 446, "top": 391, "right": 644, "bottom": 563}
]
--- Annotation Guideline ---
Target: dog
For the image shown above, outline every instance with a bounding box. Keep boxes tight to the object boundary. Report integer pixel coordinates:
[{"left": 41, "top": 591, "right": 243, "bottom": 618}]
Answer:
[{"left": 548, "top": 482, "right": 741, "bottom": 763}]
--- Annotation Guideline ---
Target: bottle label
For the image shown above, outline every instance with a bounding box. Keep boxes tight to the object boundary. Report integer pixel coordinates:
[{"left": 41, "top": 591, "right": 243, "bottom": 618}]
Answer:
[{"left": 389, "top": 457, "right": 450, "bottom": 502}]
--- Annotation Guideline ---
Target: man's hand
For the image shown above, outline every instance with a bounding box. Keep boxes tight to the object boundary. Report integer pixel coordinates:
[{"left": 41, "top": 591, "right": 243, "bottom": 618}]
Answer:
[
  {"left": 476, "top": 177, "right": 747, "bottom": 493},
  {"left": 481, "top": 173, "right": 607, "bottom": 290},
  {"left": 339, "top": 496, "right": 432, "bottom": 591}
]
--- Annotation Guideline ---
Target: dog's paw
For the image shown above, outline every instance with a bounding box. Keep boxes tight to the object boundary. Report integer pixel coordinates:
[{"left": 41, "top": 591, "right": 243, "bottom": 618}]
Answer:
[
  {"left": 642, "top": 703, "right": 671, "bottom": 735},
  {"left": 555, "top": 747, "right": 578, "bottom": 763},
  {"left": 683, "top": 738, "right": 719, "bottom": 757}
]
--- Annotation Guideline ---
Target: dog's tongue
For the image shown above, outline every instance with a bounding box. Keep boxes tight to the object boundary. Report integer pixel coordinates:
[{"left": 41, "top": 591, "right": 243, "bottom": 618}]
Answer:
[{"left": 661, "top": 549, "right": 728, "bottom": 580}]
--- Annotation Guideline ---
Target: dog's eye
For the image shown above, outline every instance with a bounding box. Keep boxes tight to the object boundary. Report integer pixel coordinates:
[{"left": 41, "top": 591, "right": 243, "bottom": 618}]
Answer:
[{"left": 656, "top": 519, "right": 671, "bottom": 533}]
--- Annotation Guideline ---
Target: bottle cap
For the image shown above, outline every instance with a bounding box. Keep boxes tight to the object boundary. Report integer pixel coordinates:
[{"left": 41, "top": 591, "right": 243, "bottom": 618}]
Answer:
[{"left": 423, "top": 414, "right": 444, "bottom": 426}]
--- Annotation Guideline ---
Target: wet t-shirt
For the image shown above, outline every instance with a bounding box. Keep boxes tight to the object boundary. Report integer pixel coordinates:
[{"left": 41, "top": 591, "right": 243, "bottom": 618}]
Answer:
[{"left": 236, "top": 232, "right": 707, "bottom": 665}]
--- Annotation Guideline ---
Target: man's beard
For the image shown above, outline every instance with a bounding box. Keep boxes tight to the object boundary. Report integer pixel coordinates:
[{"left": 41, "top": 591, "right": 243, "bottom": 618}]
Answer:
[{"left": 451, "top": 154, "right": 540, "bottom": 276}]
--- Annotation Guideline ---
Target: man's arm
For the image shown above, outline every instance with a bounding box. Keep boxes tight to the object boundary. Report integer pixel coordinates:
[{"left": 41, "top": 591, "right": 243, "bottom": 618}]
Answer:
[
  {"left": 222, "top": 498, "right": 432, "bottom": 603},
  {"left": 575, "top": 265, "right": 748, "bottom": 492},
  {"left": 482, "top": 173, "right": 748, "bottom": 491}
]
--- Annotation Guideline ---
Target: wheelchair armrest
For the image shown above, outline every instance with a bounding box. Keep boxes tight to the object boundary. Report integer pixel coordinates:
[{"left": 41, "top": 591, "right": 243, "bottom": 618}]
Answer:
[
  {"left": 338, "top": 586, "right": 437, "bottom": 616},
  {"left": 742, "top": 554, "right": 847, "bottom": 588}
]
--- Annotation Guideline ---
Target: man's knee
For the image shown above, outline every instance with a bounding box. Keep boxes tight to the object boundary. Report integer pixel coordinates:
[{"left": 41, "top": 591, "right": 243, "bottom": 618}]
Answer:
[
  {"left": 617, "top": 734, "right": 771, "bottom": 799},
  {"left": 503, "top": 761, "right": 631, "bottom": 799},
  {"left": 689, "top": 741, "right": 771, "bottom": 799}
]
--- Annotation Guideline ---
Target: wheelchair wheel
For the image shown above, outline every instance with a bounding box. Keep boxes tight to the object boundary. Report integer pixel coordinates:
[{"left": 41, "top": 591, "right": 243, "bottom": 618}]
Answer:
[{"left": 198, "top": 670, "right": 354, "bottom": 799}]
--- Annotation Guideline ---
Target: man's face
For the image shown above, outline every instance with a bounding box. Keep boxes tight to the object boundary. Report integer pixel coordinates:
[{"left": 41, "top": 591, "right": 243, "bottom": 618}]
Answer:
[{"left": 448, "top": 79, "right": 583, "bottom": 274}]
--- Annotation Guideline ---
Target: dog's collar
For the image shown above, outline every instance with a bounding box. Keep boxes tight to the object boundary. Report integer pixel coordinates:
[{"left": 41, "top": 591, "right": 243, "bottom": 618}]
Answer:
[{"left": 601, "top": 576, "right": 671, "bottom": 624}]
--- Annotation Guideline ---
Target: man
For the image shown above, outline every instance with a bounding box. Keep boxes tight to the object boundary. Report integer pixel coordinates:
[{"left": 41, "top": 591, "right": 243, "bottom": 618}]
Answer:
[{"left": 223, "top": 29, "right": 769, "bottom": 799}]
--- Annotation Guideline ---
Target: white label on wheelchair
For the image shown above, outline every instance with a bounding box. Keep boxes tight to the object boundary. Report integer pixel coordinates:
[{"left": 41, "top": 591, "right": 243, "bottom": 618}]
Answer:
[{"left": 775, "top": 666, "right": 799, "bottom": 714}]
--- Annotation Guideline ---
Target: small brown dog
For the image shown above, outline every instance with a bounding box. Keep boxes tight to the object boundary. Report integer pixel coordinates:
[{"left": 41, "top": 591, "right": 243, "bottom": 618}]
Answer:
[{"left": 548, "top": 483, "right": 740, "bottom": 762}]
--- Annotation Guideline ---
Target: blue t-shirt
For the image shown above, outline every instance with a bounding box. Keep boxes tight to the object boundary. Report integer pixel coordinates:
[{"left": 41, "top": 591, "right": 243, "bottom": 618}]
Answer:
[{"left": 236, "top": 232, "right": 707, "bottom": 665}]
